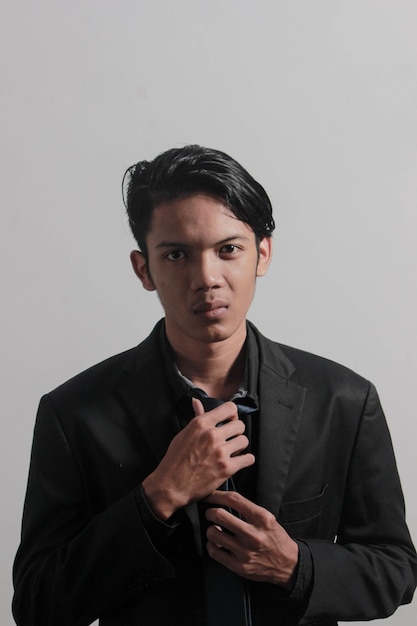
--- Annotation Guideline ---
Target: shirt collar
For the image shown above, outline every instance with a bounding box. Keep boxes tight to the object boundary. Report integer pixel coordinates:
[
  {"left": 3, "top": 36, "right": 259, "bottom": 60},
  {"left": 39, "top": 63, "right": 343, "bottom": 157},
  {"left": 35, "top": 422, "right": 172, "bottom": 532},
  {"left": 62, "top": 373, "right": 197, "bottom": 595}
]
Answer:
[{"left": 159, "top": 321, "right": 259, "bottom": 405}]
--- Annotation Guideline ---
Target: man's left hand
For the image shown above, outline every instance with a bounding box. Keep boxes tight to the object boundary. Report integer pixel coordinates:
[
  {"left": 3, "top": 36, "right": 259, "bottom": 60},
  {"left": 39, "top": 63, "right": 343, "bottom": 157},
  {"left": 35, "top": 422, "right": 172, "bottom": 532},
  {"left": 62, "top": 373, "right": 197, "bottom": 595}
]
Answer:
[{"left": 205, "top": 490, "right": 299, "bottom": 589}]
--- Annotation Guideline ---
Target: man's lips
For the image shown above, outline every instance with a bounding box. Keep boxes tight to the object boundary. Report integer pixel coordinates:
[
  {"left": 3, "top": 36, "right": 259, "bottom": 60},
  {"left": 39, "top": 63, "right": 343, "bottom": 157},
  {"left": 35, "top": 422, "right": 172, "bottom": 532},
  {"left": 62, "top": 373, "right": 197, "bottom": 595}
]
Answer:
[{"left": 192, "top": 301, "right": 228, "bottom": 319}]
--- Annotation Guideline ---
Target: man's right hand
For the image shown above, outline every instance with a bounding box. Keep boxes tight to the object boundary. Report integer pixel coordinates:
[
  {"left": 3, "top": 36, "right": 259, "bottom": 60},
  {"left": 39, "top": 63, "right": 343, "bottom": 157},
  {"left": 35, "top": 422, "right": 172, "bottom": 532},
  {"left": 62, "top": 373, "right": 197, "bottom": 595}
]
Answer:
[{"left": 142, "top": 398, "right": 255, "bottom": 520}]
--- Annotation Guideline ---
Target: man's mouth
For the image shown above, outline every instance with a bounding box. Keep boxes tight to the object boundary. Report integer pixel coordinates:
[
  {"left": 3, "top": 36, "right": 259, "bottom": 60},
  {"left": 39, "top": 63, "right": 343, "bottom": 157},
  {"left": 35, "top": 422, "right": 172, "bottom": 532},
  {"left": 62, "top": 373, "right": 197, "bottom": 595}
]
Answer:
[{"left": 193, "top": 301, "right": 228, "bottom": 320}]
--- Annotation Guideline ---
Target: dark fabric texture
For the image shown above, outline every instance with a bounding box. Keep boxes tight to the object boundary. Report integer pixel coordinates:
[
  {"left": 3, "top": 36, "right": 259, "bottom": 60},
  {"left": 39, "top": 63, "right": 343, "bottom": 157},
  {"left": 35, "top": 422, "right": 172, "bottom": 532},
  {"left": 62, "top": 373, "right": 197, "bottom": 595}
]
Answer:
[
  {"left": 12, "top": 320, "right": 417, "bottom": 626},
  {"left": 193, "top": 391, "right": 254, "bottom": 626}
]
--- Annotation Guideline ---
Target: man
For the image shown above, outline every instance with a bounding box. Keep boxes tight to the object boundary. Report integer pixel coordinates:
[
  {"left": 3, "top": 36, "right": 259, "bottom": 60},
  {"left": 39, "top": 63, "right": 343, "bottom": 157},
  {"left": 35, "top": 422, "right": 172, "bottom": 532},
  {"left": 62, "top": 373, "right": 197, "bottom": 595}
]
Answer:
[{"left": 13, "top": 145, "right": 417, "bottom": 626}]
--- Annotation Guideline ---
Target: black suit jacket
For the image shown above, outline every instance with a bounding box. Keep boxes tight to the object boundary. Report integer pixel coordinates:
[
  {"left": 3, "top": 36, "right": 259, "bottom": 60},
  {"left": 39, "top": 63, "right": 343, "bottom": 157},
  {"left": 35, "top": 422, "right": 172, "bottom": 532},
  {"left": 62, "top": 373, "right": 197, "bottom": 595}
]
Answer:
[{"left": 13, "top": 321, "right": 417, "bottom": 626}]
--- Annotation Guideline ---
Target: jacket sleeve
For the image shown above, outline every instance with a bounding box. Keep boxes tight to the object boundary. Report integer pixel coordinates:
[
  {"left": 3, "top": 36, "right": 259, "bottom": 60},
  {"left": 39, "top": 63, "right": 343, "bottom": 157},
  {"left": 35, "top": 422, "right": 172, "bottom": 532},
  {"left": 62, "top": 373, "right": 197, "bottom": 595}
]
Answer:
[
  {"left": 304, "top": 382, "right": 417, "bottom": 622},
  {"left": 12, "top": 395, "right": 177, "bottom": 626}
]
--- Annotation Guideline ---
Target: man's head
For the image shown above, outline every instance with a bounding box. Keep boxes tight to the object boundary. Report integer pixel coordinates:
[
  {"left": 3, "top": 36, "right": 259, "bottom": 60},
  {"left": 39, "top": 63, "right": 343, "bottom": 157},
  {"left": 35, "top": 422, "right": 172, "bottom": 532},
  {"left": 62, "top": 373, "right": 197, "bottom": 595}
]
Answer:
[{"left": 123, "top": 144, "right": 275, "bottom": 260}]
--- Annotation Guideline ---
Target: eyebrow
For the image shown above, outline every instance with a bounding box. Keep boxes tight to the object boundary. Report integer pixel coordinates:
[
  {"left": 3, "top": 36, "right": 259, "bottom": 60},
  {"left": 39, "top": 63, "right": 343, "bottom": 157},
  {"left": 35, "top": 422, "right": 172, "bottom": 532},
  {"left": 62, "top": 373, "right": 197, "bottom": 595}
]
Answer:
[{"left": 155, "top": 235, "right": 250, "bottom": 249}]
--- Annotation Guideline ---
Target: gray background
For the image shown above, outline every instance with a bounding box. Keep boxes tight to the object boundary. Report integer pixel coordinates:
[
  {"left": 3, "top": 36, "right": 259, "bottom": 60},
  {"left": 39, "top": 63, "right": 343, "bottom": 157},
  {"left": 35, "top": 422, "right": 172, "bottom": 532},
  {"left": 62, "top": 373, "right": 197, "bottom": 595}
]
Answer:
[{"left": 1, "top": 1, "right": 416, "bottom": 624}]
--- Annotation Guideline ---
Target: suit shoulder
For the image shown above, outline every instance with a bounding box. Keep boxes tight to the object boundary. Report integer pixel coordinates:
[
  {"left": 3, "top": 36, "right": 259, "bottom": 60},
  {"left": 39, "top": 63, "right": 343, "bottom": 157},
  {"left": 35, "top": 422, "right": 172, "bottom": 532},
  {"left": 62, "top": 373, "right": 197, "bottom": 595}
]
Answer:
[
  {"left": 282, "top": 341, "right": 364, "bottom": 375},
  {"left": 43, "top": 324, "right": 163, "bottom": 412},
  {"left": 255, "top": 328, "right": 371, "bottom": 399},
  {"left": 281, "top": 342, "right": 370, "bottom": 396},
  {"left": 46, "top": 347, "right": 137, "bottom": 406}
]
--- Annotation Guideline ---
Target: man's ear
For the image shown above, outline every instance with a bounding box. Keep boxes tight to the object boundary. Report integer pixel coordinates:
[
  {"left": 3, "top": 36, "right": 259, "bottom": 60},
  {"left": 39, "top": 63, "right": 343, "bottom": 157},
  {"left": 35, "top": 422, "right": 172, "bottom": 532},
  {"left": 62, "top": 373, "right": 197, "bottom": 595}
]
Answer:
[
  {"left": 256, "top": 237, "right": 272, "bottom": 277},
  {"left": 130, "top": 250, "right": 156, "bottom": 291}
]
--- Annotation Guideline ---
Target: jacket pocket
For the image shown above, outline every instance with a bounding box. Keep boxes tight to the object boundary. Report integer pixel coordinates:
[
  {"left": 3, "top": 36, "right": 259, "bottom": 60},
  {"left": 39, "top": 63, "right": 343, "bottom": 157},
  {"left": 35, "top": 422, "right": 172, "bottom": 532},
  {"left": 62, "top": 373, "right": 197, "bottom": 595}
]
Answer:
[{"left": 278, "top": 484, "right": 327, "bottom": 537}]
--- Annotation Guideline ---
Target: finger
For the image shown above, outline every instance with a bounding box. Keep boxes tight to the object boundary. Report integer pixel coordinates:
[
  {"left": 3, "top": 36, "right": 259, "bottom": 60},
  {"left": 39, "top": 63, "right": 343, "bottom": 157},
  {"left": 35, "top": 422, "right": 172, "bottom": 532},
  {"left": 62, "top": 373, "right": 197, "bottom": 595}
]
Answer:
[
  {"left": 216, "top": 419, "right": 246, "bottom": 441},
  {"left": 192, "top": 399, "right": 238, "bottom": 424},
  {"left": 206, "top": 490, "right": 265, "bottom": 523},
  {"left": 192, "top": 397, "right": 205, "bottom": 416},
  {"left": 206, "top": 506, "right": 247, "bottom": 536},
  {"left": 206, "top": 540, "right": 239, "bottom": 572},
  {"left": 226, "top": 453, "right": 256, "bottom": 479},
  {"left": 225, "top": 433, "right": 250, "bottom": 456},
  {"left": 203, "top": 401, "right": 239, "bottom": 426},
  {"left": 207, "top": 523, "right": 241, "bottom": 553}
]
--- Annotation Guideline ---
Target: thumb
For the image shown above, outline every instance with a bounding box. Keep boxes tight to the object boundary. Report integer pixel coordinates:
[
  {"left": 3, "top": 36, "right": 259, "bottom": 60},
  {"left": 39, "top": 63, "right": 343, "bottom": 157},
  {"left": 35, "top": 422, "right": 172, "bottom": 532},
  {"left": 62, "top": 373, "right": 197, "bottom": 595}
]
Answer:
[{"left": 192, "top": 397, "right": 205, "bottom": 417}]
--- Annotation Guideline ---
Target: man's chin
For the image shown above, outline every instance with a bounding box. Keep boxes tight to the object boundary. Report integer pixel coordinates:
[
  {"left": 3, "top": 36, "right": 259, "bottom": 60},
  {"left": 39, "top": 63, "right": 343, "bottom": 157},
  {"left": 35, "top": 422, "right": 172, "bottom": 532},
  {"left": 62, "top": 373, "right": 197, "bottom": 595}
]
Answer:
[
  {"left": 165, "top": 315, "right": 246, "bottom": 347},
  {"left": 190, "top": 320, "right": 246, "bottom": 345}
]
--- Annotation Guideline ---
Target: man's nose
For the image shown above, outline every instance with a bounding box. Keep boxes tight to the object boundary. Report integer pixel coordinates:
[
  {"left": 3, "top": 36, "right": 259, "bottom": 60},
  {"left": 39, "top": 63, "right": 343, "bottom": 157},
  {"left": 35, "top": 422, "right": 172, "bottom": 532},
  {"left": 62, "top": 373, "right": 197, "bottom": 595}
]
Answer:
[{"left": 190, "top": 254, "right": 224, "bottom": 291}]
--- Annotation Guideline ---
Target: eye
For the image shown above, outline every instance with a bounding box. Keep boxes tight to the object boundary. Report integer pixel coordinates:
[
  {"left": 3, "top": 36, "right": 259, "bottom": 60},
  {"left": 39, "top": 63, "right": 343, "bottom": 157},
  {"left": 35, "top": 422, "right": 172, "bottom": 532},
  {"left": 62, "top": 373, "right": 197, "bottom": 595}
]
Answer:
[
  {"left": 219, "top": 244, "right": 239, "bottom": 255},
  {"left": 166, "top": 250, "right": 186, "bottom": 261}
]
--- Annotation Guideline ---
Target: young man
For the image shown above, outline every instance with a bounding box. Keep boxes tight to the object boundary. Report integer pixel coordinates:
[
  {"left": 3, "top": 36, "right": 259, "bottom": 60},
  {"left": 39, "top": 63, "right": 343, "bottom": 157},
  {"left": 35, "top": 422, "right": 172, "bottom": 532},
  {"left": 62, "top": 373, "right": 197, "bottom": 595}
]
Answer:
[{"left": 13, "top": 146, "right": 417, "bottom": 626}]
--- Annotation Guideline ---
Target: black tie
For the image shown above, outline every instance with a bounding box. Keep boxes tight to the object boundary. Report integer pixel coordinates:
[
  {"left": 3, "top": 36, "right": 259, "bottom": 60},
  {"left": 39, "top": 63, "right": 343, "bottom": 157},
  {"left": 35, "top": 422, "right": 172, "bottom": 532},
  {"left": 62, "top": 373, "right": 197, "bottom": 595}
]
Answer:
[{"left": 191, "top": 390, "right": 256, "bottom": 626}]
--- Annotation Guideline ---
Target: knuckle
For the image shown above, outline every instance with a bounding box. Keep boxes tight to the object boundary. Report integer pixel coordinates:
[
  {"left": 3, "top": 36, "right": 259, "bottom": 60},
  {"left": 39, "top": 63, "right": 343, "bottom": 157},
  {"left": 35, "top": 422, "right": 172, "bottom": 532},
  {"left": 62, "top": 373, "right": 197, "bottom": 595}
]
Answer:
[
  {"left": 213, "top": 448, "right": 229, "bottom": 471},
  {"left": 213, "top": 507, "right": 227, "bottom": 524},
  {"left": 206, "top": 524, "right": 216, "bottom": 539},
  {"left": 192, "top": 416, "right": 206, "bottom": 432},
  {"left": 218, "top": 457, "right": 230, "bottom": 473},
  {"left": 206, "top": 429, "right": 218, "bottom": 444},
  {"left": 225, "top": 401, "right": 238, "bottom": 415},
  {"left": 227, "top": 490, "right": 241, "bottom": 506},
  {"left": 234, "top": 435, "right": 249, "bottom": 454},
  {"left": 240, "top": 434, "right": 249, "bottom": 447},
  {"left": 249, "top": 536, "right": 263, "bottom": 551},
  {"left": 263, "top": 510, "right": 277, "bottom": 528}
]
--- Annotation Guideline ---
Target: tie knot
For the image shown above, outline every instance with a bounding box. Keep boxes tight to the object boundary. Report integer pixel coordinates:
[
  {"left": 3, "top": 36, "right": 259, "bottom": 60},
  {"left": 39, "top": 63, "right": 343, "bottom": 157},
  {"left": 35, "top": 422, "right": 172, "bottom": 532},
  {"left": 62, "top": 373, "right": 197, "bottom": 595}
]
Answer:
[
  {"left": 189, "top": 388, "right": 257, "bottom": 416},
  {"left": 189, "top": 389, "right": 223, "bottom": 412}
]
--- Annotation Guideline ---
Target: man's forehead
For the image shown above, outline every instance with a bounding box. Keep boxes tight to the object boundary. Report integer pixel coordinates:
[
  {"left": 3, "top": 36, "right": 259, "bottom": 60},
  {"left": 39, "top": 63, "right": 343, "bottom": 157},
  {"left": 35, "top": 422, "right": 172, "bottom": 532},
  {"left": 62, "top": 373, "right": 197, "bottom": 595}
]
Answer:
[
  {"left": 148, "top": 193, "right": 254, "bottom": 235},
  {"left": 153, "top": 192, "right": 228, "bottom": 214}
]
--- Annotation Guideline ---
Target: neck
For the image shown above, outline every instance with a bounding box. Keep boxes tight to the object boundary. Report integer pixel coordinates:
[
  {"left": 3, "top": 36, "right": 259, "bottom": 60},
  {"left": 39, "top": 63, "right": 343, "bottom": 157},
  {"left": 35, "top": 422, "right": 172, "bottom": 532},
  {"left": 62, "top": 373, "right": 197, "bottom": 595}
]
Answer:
[{"left": 166, "top": 325, "right": 247, "bottom": 401}]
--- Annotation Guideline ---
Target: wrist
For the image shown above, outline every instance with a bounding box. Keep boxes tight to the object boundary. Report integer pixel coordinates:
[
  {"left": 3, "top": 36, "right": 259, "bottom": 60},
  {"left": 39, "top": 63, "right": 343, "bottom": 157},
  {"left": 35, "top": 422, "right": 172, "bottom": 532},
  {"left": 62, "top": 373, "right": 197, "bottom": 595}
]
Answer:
[
  {"left": 142, "top": 472, "right": 181, "bottom": 521},
  {"left": 280, "top": 539, "right": 300, "bottom": 590}
]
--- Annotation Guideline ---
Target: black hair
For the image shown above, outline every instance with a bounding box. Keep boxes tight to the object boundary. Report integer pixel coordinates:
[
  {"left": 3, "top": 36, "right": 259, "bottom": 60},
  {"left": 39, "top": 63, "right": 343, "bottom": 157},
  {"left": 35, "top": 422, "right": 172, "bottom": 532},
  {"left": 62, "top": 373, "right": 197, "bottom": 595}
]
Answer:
[{"left": 122, "top": 144, "right": 275, "bottom": 258}]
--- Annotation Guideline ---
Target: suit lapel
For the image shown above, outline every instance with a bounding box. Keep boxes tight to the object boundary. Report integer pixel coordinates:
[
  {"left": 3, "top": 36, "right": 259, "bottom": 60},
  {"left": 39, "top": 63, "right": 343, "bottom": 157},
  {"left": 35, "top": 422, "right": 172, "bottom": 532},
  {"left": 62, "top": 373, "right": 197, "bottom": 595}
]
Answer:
[
  {"left": 118, "top": 324, "right": 182, "bottom": 466},
  {"left": 253, "top": 328, "right": 306, "bottom": 518},
  {"left": 119, "top": 371, "right": 181, "bottom": 465}
]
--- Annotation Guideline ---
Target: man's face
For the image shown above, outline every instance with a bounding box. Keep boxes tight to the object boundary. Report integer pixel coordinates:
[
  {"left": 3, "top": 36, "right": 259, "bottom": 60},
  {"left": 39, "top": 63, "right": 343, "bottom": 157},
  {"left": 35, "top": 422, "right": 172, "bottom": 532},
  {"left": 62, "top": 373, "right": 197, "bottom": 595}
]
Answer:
[{"left": 131, "top": 194, "right": 271, "bottom": 348}]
